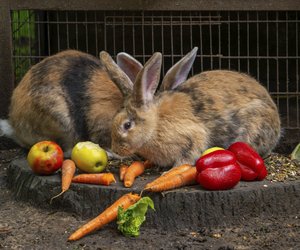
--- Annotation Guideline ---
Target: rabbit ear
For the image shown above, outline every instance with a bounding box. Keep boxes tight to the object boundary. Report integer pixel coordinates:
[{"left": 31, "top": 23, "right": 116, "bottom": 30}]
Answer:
[
  {"left": 99, "top": 51, "right": 133, "bottom": 97},
  {"left": 117, "top": 52, "right": 143, "bottom": 83},
  {"left": 160, "top": 47, "right": 198, "bottom": 91},
  {"left": 132, "top": 52, "right": 162, "bottom": 106}
]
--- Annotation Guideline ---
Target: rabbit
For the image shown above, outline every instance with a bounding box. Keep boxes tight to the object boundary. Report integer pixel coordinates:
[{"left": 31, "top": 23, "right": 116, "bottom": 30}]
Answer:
[
  {"left": 0, "top": 50, "right": 144, "bottom": 154},
  {"left": 108, "top": 47, "right": 281, "bottom": 168}
]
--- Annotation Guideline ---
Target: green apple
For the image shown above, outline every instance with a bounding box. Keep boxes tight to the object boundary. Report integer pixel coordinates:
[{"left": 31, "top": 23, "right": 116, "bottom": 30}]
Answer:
[{"left": 71, "top": 141, "right": 108, "bottom": 173}]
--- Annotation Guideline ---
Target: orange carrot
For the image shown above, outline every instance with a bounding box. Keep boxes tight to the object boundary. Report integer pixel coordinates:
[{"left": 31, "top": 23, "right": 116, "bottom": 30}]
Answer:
[
  {"left": 50, "top": 159, "right": 76, "bottom": 203},
  {"left": 123, "top": 161, "right": 146, "bottom": 188},
  {"left": 119, "top": 164, "right": 128, "bottom": 181},
  {"left": 145, "top": 164, "right": 192, "bottom": 190},
  {"left": 144, "top": 167, "right": 197, "bottom": 192},
  {"left": 68, "top": 193, "right": 141, "bottom": 241},
  {"left": 72, "top": 173, "right": 116, "bottom": 186}
]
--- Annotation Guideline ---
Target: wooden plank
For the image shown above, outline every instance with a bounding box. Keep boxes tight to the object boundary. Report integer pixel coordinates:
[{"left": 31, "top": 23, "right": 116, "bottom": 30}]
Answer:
[
  {"left": 9, "top": 0, "right": 300, "bottom": 11},
  {"left": 0, "top": 1, "right": 14, "bottom": 118}
]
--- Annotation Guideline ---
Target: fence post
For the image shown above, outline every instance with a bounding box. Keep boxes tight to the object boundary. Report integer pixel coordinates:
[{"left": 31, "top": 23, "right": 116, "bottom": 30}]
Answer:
[{"left": 0, "top": 0, "right": 14, "bottom": 118}]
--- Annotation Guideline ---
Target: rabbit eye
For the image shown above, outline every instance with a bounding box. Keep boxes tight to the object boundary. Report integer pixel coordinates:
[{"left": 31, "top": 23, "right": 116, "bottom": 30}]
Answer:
[{"left": 123, "top": 121, "right": 132, "bottom": 131}]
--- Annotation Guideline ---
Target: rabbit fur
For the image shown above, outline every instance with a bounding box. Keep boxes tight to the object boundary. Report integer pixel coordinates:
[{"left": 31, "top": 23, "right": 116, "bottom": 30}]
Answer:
[
  {"left": 110, "top": 47, "right": 281, "bottom": 168},
  {"left": 0, "top": 50, "right": 144, "bottom": 153}
]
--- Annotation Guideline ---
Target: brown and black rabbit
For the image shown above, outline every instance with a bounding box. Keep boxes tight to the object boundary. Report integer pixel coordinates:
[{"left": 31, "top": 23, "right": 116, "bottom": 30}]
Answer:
[
  {"left": 109, "top": 47, "right": 281, "bottom": 168},
  {"left": 0, "top": 50, "right": 144, "bottom": 154}
]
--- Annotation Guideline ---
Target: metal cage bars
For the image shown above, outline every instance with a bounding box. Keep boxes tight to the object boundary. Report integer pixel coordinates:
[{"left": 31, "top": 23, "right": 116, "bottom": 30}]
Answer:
[
  {"left": 1, "top": 1, "right": 300, "bottom": 149},
  {"left": 9, "top": 10, "right": 300, "bottom": 130}
]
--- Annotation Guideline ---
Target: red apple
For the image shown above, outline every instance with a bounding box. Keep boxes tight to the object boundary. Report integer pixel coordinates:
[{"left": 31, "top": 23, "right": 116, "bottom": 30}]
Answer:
[{"left": 27, "top": 141, "right": 64, "bottom": 175}]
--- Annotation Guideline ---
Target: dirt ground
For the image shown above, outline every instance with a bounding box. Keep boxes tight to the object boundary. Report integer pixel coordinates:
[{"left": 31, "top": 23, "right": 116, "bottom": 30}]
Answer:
[{"left": 1, "top": 141, "right": 300, "bottom": 250}]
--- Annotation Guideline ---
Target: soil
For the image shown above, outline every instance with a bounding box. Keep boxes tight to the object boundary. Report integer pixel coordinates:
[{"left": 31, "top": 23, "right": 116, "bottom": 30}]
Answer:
[{"left": 1, "top": 139, "right": 300, "bottom": 250}]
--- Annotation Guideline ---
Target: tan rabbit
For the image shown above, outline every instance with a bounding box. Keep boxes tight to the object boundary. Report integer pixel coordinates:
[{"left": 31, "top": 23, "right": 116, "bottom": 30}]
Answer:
[
  {"left": 0, "top": 50, "right": 143, "bottom": 153},
  {"left": 109, "top": 48, "right": 281, "bottom": 168}
]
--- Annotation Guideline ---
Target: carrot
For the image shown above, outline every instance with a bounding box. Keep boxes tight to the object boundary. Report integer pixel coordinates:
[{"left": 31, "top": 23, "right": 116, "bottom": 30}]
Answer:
[
  {"left": 123, "top": 161, "right": 146, "bottom": 188},
  {"left": 50, "top": 159, "right": 76, "bottom": 203},
  {"left": 119, "top": 164, "right": 128, "bottom": 181},
  {"left": 72, "top": 173, "right": 116, "bottom": 186},
  {"left": 145, "top": 164, "right": 192, "bottom": 190},
  {"left": 68, "top": 193, "right": 141, "bottom": 241},
  {"left": 144, "top": 166, "right": 197, "bottom": 192}
]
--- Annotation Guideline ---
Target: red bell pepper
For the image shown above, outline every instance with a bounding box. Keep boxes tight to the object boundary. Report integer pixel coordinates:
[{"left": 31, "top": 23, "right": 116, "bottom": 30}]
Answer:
[
  {"left": 228, "top": 142, "right": 268, "bottom": 181},
  {"left": 196, "top": 149, "right": 236, "bottom": 172},
  {"left": 196, "top": 150, "right": 241, "bottom": 190}
]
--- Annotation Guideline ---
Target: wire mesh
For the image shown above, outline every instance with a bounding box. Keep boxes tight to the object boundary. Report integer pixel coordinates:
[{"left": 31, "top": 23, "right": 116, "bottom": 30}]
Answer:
[{"left": 11, "top": 10, "right": 300, "bottom": 130}]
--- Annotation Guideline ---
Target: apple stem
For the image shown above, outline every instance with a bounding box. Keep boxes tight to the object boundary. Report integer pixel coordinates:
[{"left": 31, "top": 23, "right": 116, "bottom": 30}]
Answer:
[{"left": 43, "top": 146, "right": 49, "bottom": 152}]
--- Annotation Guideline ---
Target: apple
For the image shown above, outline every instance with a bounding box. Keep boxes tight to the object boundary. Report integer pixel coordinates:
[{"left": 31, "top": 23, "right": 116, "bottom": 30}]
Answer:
[
  {"left": 71, "top": 141, "right": 108, "bottom": 173},
  {"left": 201, "top": 147, "right": 224, "bottom": 156},
  {"left": 27, "top": 141, "right": 64, "bottom": 175}
]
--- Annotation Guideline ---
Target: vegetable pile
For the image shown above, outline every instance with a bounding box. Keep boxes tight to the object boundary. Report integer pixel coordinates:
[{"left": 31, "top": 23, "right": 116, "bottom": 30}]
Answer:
[
  {"left": 195, "top": 142, "right": 268, "bottom": 190},
  {"left": 25, "top": 139, "right": 297, "bottom": 242}
]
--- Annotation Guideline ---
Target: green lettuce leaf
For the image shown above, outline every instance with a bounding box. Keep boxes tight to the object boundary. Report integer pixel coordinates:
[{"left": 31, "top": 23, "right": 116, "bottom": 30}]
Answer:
[{"left": 117, "top": 196, "right": 155, "bottom": 237}]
